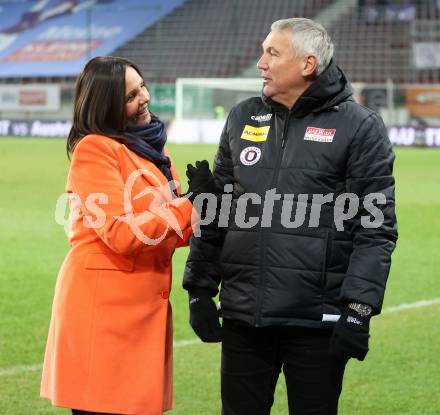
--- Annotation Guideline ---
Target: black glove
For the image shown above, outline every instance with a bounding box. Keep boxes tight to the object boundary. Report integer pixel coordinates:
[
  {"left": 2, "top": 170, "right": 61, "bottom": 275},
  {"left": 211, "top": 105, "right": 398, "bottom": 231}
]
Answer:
[
  {"left": 188, "top": 290, "right": 222, "bottom": 343},
  {"left": 329, "top": 306, "right": 370, "bottom": 361},
  {"left": 185, "top": 160, "right": 217, "bottom": 204}
]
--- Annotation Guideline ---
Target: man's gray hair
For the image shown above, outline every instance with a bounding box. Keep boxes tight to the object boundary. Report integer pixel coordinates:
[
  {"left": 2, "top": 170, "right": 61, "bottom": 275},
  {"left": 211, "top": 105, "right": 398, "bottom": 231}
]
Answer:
[{"left": 271, "top": 18, "right": 334, "bottom": 76}]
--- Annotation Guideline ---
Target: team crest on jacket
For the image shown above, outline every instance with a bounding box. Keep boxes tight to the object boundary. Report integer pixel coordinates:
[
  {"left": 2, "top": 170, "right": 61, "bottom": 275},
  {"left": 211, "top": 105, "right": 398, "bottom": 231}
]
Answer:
[
  {"left": 240, "top": 146, "right": 261, "bottom": 166},
  {"left": 304, "top": 127, "right": 336, "bottom": 143}
]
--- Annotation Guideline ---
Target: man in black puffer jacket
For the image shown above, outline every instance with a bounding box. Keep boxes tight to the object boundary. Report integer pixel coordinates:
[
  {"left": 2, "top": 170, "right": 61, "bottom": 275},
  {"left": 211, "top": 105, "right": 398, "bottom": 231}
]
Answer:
[{"left": 183, "top": 17, "right": 397, "bottom": 415}]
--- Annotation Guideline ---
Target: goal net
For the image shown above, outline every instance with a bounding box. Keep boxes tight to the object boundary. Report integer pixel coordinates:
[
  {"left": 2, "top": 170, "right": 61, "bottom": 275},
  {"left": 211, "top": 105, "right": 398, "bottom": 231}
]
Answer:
[{"left": 168, "top": 78, "right": 262, "bottom": 144}]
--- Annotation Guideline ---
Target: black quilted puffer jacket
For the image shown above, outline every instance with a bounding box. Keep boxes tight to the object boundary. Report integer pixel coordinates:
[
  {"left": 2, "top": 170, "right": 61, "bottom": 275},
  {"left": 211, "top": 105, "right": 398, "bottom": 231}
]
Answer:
[{"left": 183, "top": 61, "right": 398, "bottom": 328}]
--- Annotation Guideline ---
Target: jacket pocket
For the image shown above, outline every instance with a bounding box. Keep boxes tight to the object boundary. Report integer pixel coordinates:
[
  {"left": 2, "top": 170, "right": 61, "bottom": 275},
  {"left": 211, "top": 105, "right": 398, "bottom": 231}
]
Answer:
[{"left": 84, "top": 253, "right": 135, "bottom": 271}]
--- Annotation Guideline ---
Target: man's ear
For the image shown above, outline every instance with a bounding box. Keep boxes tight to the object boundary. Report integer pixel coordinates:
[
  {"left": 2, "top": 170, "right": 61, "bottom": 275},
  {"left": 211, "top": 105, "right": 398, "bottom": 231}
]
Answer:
[{"left": 302, "top": 55, "right": 318, "bottom": 77}]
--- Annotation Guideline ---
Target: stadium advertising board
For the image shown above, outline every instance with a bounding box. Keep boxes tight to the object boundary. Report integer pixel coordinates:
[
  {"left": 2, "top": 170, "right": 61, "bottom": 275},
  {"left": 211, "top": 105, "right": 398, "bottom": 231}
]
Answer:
[
  {"left": 0, "top": 84, "right": 60, "bottom": 111},
  {"left": 405, "top": 87, "right": 440, "bottom": 117},
  {"left": 148, "top": 84, "right": 175, "bottom": 114},
  {"left": 166, "top": 120, "right": 440, "bottom": 148},
  {"left": 388, "top": 126, "right": 440, "bottom": 147},
  {"left": 413, "top": 42, "right": 440, "bottom": 69},
  {"left": 0, "top": 119, "right": 71, "bottom": 137},
  {"left": 1, "top": 119, "right": 440, "bottom": 148},
  {"left": 0, "top": 0, "right": 184, "bottom": 77}
]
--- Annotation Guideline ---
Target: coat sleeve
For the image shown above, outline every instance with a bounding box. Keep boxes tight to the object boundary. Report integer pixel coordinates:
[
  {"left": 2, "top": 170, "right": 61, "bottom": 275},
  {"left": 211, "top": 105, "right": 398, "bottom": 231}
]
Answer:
[
  {"left": 169, "top": 156, "right": 194, "bottom": 248},
  {"left": 341, "top": 112, "right": 398, "bottom": 314},
  {"left": 69, "top": 136, "right": 194, "bottom": 255},
  {"left": 182, "top": 111, "right": 235, "bottom": 296}
]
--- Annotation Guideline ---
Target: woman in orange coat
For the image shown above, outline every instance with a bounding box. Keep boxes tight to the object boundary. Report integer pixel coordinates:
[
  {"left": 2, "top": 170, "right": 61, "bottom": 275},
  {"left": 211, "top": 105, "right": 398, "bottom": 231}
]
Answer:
[{"left": 41, "top": 56, "right": 214, "bottom": 415}]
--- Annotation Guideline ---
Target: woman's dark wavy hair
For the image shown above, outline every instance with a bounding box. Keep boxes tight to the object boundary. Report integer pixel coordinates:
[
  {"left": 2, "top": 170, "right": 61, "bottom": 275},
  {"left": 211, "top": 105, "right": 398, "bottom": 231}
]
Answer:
[{"left": 66, "top": 55, "right": 144, "bottom": 158}]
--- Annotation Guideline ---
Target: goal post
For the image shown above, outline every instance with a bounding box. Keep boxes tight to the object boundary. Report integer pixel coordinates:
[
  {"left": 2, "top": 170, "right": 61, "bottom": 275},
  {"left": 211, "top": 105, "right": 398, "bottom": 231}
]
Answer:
[{"left": 175, "top": 78, "right": 262, "bottom": 120}]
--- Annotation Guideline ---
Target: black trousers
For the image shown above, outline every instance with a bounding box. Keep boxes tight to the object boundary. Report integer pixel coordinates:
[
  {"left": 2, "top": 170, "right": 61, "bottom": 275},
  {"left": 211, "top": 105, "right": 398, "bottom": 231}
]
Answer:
[{"left": 221, "top": 319, "right": 348, "bottom": 415}]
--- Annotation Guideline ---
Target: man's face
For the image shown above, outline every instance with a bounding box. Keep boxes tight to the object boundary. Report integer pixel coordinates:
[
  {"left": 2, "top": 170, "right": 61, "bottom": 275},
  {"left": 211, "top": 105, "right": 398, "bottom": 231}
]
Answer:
[{"left": 257, "top": 30, "right": 308, "bottom": 108}]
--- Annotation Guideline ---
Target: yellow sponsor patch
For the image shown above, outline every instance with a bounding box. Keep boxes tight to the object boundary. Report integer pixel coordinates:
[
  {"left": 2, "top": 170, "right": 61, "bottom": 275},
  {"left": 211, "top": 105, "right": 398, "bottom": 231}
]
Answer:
[{"left": 240, "top": 125, "right": 270, "bottom": 142}]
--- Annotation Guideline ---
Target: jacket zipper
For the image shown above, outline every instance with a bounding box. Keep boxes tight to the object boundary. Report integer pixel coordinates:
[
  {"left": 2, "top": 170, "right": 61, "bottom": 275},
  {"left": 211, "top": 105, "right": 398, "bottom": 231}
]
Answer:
[{"left": 255, "top": 111, "right": 291, "bottom": 326}]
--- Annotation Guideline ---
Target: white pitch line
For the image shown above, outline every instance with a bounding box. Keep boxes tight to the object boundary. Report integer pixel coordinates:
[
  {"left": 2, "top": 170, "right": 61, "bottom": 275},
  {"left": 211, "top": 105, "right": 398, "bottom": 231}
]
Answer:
[
  {"left": 0, "top": 340, "right": 202, "bottom": 377},
  {"left": 0, "top": 339, "right": 202, "bottom": 377},
  {"left": 1, "top": 298, "right": 439, "bottom": 377},
  {"left": 174, "top": 338, "right": 201, "bottom": 347},
  {"left": 382, "top": 298, "right": 440, "bottom": 314},
  {"left": 0, "top": 363, "right": 42, "bottom": 377}
]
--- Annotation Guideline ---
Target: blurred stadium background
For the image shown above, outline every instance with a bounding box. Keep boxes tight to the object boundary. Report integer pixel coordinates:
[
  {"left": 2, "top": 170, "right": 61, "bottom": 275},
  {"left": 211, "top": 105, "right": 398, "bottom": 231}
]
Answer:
[
  {"left": 0, "top": 1, "right": 439, "bottom": 414},
  {"left": 1, "top": 0, "right": 440, "bottom": 140}
]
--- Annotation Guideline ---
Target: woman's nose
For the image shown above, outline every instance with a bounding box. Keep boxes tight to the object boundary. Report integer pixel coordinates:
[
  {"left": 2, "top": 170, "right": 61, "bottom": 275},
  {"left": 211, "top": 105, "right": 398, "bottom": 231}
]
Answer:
[{"left": 140, "top": 89, "right": 149, "bottom": 103}]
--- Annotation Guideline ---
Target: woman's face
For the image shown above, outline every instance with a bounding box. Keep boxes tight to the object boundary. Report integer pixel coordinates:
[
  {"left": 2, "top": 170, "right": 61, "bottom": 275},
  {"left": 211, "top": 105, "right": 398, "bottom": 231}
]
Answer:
[{"left": 125, "top": 66, "right": 151, "bottom": 125}]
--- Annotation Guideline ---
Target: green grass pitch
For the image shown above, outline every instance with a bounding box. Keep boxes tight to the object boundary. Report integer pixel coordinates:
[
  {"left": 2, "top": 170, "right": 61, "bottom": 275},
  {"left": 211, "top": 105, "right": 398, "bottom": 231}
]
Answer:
[{"left": 0, "top": 138, "right": 439, "bottom": 414}]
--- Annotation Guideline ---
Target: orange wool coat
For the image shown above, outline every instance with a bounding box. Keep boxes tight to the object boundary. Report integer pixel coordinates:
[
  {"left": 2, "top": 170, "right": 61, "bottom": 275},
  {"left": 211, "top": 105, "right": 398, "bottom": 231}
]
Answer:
[{"left": 40, "top": 134, "right": 194, "bottom": 415}]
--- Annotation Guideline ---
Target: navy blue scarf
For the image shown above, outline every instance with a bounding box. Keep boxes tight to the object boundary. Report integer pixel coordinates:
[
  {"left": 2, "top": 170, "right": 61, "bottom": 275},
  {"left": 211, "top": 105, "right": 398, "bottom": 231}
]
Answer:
[{"left": 124, "top": 117, "right": 173, "bottom": 182}]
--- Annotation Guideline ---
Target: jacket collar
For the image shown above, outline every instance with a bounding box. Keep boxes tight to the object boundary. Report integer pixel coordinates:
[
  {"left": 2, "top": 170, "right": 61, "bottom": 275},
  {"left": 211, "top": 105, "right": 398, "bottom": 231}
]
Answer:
[{"left": 262, "top": 60, "right": 353, "bottom": 117}]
